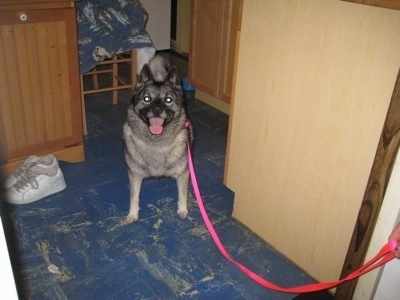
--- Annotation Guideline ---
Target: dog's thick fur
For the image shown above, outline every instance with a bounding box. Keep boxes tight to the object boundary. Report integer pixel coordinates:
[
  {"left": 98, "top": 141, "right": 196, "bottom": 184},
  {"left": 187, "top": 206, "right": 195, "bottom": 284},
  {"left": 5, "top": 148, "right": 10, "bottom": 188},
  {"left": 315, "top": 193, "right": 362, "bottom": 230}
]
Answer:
[{"left": 123, "top": 55, "right": 193, "bottom": 223}]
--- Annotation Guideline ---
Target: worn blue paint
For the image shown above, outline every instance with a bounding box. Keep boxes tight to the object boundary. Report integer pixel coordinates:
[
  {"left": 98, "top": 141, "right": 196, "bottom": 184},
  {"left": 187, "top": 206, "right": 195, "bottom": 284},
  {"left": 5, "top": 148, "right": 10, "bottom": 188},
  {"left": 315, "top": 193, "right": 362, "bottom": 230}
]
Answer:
[{"left": 2, "top": 57, "right": 333, "bottom": 299}]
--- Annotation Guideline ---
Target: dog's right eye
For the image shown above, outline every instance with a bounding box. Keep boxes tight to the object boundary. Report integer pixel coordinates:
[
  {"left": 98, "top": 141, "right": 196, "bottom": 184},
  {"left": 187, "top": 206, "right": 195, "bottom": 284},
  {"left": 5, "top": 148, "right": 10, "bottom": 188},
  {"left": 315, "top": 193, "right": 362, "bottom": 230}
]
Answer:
[{"left": 143, "top": 95, "right": 151, "bottom": 102}]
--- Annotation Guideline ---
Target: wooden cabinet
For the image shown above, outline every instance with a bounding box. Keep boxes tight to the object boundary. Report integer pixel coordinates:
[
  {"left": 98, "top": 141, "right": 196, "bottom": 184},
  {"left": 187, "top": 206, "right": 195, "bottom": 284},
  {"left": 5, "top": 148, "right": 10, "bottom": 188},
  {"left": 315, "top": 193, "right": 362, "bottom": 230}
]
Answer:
[
  {"left": 0, "top": 0, "right": 84, "bottom": 176},
  {"left": 189, "top": 0, "right": 241, "bottom": 112}
]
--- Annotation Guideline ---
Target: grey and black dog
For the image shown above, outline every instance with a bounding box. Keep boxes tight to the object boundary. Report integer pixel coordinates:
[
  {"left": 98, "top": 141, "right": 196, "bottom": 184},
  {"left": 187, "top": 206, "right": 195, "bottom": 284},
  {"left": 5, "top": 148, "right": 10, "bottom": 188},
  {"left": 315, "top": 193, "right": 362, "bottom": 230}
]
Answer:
[{"left": 123, "top": 55, "right": 193, "bottom": 224}]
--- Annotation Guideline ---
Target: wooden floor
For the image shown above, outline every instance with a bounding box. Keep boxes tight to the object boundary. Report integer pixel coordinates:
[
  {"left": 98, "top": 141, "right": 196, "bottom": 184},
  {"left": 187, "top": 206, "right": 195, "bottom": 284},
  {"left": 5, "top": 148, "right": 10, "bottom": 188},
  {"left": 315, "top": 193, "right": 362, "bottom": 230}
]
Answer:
[{"left": 1, "top": 51, "right": 333, "bottom": 299}]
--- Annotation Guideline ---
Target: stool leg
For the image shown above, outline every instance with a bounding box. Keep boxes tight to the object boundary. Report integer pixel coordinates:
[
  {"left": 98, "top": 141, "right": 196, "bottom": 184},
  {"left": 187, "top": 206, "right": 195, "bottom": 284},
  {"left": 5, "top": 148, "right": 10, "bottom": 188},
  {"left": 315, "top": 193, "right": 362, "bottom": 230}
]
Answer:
[
  {"left": 112, "top": 55, "right": 118, "bottom": 105},
  {"left": 130, "top": 50, "right": 138, "bottom": 88},
  {"left": 80, "top": 74, "right": 88, "bottom": 136},
  {"left": 93, "top": 68, "right": 99, "bottom": 90}
]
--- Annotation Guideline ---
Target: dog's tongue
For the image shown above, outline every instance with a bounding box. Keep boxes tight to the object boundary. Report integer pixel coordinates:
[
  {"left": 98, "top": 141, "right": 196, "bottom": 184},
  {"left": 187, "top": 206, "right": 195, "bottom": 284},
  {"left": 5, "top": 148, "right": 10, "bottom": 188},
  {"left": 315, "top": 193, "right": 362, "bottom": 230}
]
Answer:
[{"left": 149, "top": 117, "right": 164, "bottom": 135}]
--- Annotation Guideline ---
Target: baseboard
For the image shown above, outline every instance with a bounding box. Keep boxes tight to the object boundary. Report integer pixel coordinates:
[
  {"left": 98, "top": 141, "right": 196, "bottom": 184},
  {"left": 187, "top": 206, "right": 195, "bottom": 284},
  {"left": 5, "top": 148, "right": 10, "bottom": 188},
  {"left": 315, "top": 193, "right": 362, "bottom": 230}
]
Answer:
[
  {"left": 0, "top": 144, "right": 85, "bottom": 179},
  {"left": 195, "top": 89, "right": 230, "bottom": 115}
]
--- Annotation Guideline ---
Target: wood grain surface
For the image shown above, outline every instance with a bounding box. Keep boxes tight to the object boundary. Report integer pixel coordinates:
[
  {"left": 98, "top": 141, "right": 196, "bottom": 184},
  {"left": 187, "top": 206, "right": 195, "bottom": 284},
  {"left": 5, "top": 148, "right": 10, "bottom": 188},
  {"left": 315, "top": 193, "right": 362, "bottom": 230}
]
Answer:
[{"left": 335, "top": 68, "right": 400, "bottom": 299}]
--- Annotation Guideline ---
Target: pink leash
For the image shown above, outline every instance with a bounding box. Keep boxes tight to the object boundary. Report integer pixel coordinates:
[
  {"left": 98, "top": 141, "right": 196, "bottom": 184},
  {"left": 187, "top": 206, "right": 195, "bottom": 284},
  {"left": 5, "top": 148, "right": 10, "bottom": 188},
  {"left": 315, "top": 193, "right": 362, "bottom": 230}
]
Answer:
[{"left": 186, "top": 143, "right": 396, "bottom": 293}]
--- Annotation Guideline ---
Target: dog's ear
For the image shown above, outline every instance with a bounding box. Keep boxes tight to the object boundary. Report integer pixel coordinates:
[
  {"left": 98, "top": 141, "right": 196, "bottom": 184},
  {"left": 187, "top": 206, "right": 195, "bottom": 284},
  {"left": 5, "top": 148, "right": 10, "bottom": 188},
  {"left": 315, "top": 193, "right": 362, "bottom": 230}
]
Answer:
[
  {"left": 137, "top": 64, "right": 154, "bottom": 87},
  {"left": 166, "top": 66, "right": 180, "bottom": 87}
]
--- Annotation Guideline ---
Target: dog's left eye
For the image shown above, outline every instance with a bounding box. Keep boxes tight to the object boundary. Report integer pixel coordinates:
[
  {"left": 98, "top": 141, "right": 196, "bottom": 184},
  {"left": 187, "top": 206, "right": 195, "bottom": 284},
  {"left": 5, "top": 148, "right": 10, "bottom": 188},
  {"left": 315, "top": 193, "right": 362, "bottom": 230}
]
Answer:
[
  {"left": 143, "top": 95, "right": 151, "bottom": 102},
  {"left": 164, "top": 97, "right": 173, "bottom": 104}
]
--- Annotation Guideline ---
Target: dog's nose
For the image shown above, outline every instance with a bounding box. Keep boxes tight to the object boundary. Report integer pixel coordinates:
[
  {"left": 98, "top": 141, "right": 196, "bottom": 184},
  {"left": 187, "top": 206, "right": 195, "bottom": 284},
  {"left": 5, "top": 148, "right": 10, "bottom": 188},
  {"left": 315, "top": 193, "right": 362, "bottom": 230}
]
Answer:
[{"left": 152, "top": 105, "right": 163, "bottom": 116}]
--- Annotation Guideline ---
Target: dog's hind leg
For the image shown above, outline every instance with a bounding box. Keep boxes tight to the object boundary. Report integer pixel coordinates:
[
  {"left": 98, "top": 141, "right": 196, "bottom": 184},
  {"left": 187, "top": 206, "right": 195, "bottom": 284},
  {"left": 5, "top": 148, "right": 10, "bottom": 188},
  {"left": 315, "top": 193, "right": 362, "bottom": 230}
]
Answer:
[
  {"left": 176, "top": 171, "right": 189, "bottom": 219},
  {"left": 126, "top": 173, "right": 143, "bottom": 224}
]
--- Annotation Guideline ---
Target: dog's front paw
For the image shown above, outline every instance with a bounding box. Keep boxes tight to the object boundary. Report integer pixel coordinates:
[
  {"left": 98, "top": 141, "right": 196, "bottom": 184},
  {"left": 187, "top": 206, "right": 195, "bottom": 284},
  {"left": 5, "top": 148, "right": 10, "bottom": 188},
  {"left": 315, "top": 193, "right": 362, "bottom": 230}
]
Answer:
[
  {"left": 177, "top": 209, "right": 188, "bottom": 219},
  {"left": 126, "top": 213, "right": 139, "bottom": 224}
]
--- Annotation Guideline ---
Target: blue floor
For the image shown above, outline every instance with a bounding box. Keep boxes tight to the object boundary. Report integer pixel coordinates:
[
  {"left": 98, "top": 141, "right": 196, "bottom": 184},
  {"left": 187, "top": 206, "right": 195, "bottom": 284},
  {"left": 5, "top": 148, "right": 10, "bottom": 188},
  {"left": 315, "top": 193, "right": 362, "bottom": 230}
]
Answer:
[{"left": 1, "top": 55, "right": 334, "bottom": 299}]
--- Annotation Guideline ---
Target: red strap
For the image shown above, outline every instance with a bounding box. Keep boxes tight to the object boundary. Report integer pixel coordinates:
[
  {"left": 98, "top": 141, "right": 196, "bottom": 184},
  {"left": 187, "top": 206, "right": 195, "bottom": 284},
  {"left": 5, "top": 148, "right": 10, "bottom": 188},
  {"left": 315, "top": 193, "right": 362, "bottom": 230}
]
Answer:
[{"left": 187, "top": 144, "right": 396, "bottom": 293}]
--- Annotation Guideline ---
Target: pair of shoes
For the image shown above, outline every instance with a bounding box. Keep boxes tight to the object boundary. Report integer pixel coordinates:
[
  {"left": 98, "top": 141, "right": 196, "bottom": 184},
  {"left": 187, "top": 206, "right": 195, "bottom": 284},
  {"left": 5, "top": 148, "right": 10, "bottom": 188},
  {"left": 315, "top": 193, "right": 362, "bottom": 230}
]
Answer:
[{"left": 3, "top": 154, "right": 66, "bottom": 205}]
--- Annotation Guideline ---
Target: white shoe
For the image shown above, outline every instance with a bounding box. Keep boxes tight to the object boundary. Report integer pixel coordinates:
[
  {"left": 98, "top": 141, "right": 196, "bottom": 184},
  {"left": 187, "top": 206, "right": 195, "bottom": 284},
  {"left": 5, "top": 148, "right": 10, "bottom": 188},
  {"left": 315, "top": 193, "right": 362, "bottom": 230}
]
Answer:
[
  {"left": 3, "top": 154, "right": 57, "bottom": 190},
  {"left": 4, "top": 158, "right": 66, "bottom": 205}
]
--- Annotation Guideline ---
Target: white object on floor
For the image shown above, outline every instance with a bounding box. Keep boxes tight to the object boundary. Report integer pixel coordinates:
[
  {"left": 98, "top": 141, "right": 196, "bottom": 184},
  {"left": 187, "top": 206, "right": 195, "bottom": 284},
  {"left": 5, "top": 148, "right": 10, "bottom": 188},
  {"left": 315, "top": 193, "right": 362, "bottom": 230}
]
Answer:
[
  {"left": 4, "top": 157, "right": 66, "bottom": 205},
  {"left": 0, "top": 218, "right": 18, "bottom": 299}
]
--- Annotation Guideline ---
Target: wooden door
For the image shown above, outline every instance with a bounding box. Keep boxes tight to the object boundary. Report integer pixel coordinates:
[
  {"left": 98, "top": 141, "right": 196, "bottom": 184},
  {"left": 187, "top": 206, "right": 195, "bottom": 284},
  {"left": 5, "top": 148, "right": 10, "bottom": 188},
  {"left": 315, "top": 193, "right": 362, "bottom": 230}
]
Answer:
[{"left": 0, "top": 8, "right": 82, "bottom": 162}]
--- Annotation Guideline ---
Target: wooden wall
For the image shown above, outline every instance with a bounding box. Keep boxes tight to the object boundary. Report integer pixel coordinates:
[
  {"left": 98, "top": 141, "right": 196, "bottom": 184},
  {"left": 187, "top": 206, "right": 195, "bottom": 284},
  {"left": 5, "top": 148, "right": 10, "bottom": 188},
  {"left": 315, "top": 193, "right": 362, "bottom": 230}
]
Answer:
[{"left": 225, "top": 0, "right": 400, "bottom": 282}]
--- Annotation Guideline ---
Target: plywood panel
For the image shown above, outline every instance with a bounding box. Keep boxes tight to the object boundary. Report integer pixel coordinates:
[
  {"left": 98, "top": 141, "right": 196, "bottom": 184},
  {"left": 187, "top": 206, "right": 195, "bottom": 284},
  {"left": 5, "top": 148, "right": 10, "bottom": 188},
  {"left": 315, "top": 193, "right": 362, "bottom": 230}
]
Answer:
[
  {"left": 342, "top": 0, "right": 400, "bottom": 10},
  {"left": 225, "top": 0, "right": 400, "bottom": 282}
]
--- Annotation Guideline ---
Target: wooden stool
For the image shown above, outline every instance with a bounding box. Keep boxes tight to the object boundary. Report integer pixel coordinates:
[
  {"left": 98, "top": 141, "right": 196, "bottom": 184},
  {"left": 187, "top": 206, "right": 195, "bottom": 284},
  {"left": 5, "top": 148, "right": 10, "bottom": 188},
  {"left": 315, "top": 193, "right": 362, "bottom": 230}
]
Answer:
[{"left": 80, "top": 50, "right": 137, "bottom": 135}]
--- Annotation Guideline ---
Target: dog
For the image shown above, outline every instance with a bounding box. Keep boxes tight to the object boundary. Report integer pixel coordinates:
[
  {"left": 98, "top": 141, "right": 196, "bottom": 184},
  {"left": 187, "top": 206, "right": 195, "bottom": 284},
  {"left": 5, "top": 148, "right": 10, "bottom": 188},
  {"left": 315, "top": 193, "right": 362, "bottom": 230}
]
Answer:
[{"left": 123, "top": 54, "right": 193, "bottom": 224}]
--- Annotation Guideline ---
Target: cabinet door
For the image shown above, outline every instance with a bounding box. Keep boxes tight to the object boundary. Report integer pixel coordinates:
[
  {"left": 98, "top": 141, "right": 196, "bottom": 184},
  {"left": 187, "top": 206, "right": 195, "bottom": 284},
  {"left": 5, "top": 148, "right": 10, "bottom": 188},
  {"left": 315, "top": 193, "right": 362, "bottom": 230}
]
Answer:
[
  {"left": 189, "top": 0, "right": 240, "bottom": 104},
  {"left": 189, "top": 0, "right": 223, "bottom": 96},
  {"left": 0, "top": 8, "right": 82, "bottom": 161},
  {"left": 218, "top": 0, "right": 241, "bottom": 102}
]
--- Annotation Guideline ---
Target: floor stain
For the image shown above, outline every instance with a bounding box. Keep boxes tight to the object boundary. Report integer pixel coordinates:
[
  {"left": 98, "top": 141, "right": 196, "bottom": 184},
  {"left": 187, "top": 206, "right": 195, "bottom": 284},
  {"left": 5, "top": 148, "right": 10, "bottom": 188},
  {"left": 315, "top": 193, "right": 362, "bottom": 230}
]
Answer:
[
  {"left": 200, "top": 275, "right": 214, "bottom": 283},
  {"left": 153, "top": 218, "right": 163, "bottom": 230},
  {"left": 36, "top": 241, "right": 73, "bottom": 283},
  {"left": 135, "top": 250, "right": 193, "bottom": 295}
]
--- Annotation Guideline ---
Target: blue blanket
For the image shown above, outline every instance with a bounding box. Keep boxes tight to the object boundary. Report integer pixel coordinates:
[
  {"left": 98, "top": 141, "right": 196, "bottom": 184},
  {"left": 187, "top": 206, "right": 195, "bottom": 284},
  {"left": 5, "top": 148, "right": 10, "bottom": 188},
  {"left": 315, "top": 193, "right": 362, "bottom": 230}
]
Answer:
[{"left": 76, "top": 0, "right": 154, "bottom": 73}]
